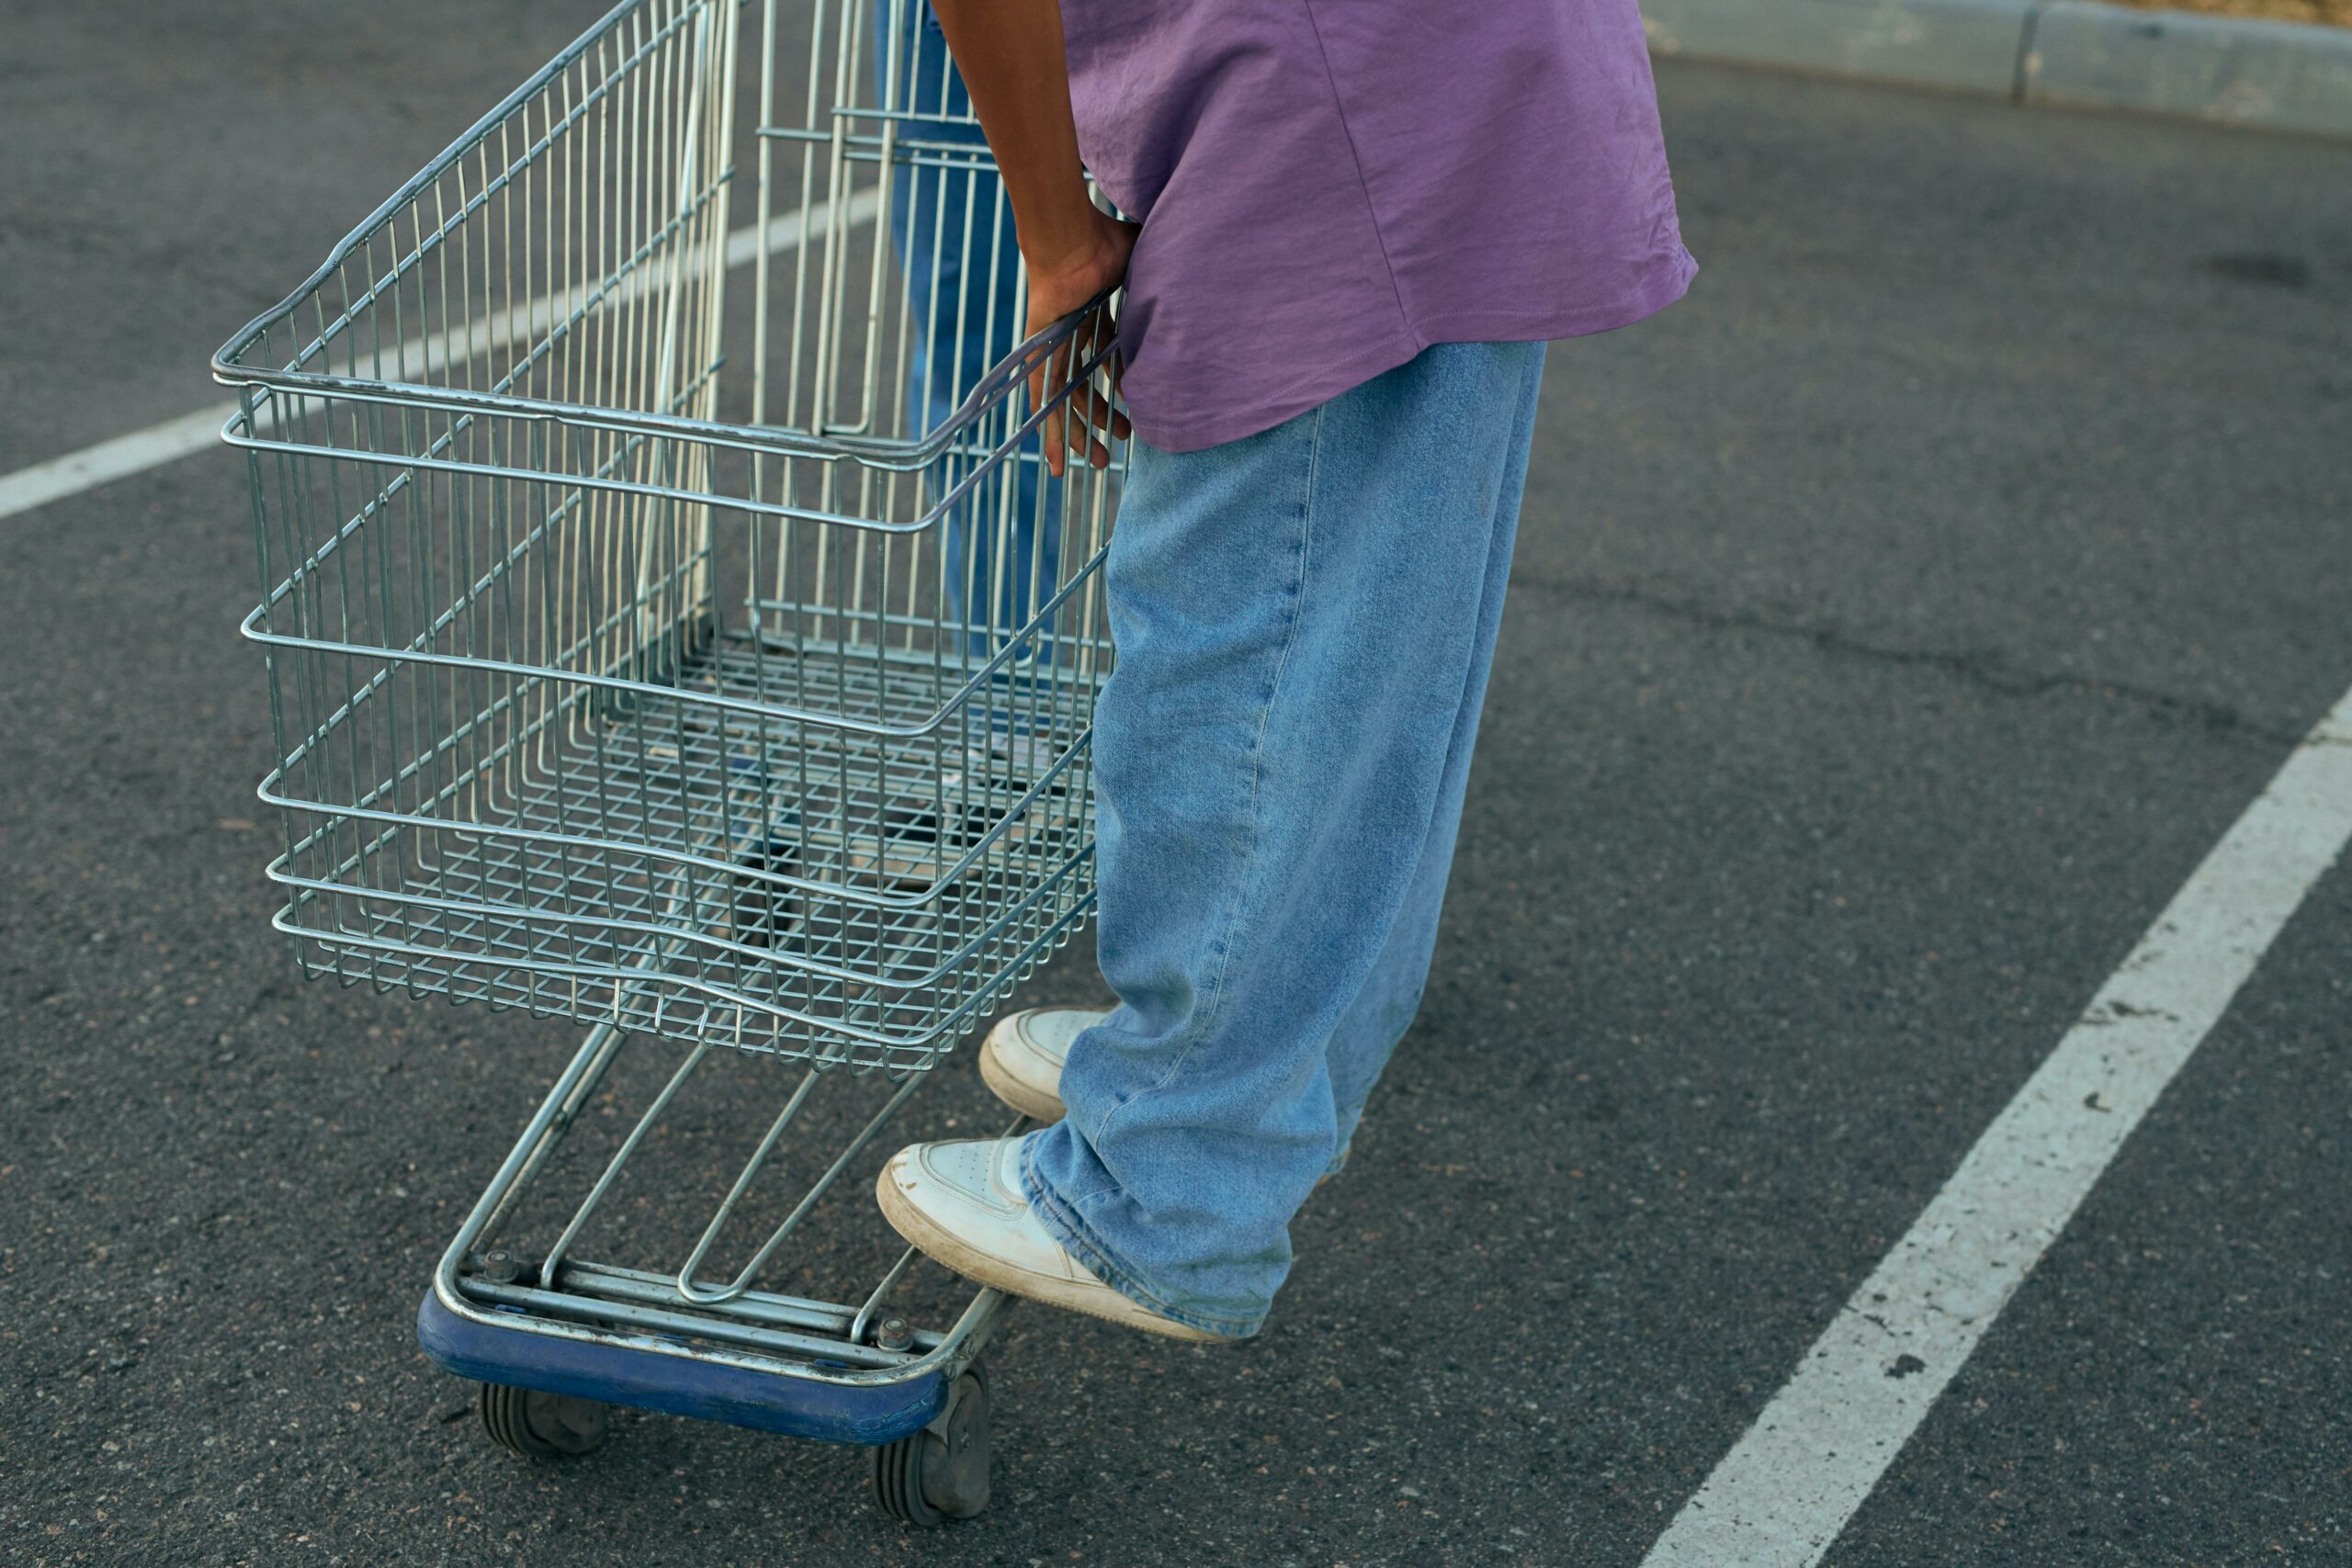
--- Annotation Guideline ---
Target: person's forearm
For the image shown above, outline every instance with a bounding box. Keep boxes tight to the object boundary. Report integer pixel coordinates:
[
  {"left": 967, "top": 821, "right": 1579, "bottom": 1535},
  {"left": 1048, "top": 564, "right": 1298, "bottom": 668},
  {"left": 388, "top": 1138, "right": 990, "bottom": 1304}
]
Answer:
[
  {"left": 925, "top": 0, "right": 1100, "bottom": 275},
  {"left": 927, "top": 0, "right": 1134, "bottom": 472}
]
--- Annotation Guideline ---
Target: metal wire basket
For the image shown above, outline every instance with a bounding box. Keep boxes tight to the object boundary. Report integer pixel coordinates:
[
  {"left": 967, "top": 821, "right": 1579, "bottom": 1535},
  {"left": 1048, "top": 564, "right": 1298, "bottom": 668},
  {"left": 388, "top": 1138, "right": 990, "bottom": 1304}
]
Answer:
[{"left": 216, "top": 0, "right": 1121, "bottom": 1076}]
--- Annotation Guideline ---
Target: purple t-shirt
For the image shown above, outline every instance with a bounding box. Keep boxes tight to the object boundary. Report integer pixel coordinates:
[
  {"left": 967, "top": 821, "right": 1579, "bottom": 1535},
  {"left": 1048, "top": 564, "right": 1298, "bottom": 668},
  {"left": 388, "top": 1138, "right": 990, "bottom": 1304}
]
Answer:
[{"left": 1059, "top": 1, "right": 1696, "bottom": 452}]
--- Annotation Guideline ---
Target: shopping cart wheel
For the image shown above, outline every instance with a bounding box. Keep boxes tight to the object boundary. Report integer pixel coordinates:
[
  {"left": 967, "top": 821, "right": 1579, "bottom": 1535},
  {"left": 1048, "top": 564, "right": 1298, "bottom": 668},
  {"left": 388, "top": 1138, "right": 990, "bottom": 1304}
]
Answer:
[
  {"left": 478, "top": 1382, "right": 609, "bottom": 1460},
  {"left": 870, "top": 1367, "right": 989, "bottom": 1524}
]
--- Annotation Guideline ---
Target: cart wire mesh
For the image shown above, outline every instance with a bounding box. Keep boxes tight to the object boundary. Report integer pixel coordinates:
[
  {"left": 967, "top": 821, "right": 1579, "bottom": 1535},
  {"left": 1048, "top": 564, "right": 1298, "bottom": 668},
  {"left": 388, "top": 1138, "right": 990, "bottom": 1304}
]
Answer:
[{"left": 217, "top": 0, "right": 1123, "bottom": 1076}]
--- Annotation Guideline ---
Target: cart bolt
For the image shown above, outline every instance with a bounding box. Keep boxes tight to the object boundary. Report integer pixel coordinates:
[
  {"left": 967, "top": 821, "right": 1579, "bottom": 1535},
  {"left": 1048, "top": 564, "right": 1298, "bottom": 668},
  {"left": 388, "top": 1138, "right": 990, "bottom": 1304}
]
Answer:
[
  {"left": 875, "top": 1315, "right": 914, "bottom": 1352},
  {"left": 479, "top": 1248, "right": 522, "bottom": 1284}
]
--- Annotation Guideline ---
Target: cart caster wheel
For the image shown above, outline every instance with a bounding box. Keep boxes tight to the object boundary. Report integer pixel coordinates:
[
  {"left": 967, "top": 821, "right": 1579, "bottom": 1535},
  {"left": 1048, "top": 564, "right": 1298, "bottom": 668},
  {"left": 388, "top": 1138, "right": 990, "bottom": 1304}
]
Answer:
[
  {"left": 478, "top": 1382, "right": 608, "bottom": 1459},
  {"left": 871, "top": 1369, "right": 989, "bottom": 1524}
]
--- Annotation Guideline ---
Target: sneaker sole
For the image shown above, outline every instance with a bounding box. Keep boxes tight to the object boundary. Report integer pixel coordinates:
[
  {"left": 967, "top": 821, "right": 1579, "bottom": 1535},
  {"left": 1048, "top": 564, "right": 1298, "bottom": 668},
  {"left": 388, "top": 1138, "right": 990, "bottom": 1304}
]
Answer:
[{"left": 873, "top": 1165, "right": 1224, "bottom": 1344}]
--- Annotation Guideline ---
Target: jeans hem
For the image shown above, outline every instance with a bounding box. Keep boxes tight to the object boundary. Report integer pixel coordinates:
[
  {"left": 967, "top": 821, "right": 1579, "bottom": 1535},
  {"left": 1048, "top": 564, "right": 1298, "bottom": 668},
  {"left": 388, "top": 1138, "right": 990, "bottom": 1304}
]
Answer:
[{"left": 1018, "top": 1140, "right": 1268, "bottom": 1341}]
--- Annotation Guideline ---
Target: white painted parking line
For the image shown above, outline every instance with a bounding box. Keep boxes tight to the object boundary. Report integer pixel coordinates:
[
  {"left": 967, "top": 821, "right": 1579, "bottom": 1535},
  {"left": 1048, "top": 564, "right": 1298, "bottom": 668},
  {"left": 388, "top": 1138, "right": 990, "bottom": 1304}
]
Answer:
[
  {"left": 0, "top": 407, "right": 243, "bottom": 525},
  {"left": 1644, "top": 682, "right": 2352, "bottom": 1568},
  {"left": 0, "top": 188, "right": 883, "bottom": 525}
]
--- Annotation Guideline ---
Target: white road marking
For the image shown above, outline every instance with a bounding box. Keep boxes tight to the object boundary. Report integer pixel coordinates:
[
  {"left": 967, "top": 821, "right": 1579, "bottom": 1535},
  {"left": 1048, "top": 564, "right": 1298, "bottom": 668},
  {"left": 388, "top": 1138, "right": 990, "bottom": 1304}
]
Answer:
[
  {"left": 0, "top": 407, "right": 245, "bottom": 524},
  {"left": 0, "top": 188, "right": 883, "bottom": 525},
  {"left": 1643, "top": 682, "right": 2352, "bottom": 1567}
]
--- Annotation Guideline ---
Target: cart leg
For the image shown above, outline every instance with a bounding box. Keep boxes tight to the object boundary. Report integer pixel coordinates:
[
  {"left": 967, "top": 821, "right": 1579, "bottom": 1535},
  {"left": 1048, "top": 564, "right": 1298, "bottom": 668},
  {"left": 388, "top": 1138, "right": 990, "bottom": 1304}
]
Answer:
[
  {"left": 479, "top": 1382, "right": 610, "bottom": 1460},
  {"left": 869, "top": 1366, "right": 990, "bottom": 1524}
]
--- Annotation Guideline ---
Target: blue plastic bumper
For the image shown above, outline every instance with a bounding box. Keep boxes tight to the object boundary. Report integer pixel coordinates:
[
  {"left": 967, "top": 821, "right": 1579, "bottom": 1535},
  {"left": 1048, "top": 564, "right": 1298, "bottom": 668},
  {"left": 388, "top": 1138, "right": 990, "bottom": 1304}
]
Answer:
[{"left": 418, "top": 1290, "right": 950, "bottom": 1446}]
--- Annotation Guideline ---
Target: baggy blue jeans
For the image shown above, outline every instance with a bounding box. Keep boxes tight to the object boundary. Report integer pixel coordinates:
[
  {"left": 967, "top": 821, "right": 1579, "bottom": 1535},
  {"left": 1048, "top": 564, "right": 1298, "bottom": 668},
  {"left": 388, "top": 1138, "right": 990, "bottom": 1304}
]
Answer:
[{"left": 1021, "top": 340, "right": 1548, "bottom": 1337}]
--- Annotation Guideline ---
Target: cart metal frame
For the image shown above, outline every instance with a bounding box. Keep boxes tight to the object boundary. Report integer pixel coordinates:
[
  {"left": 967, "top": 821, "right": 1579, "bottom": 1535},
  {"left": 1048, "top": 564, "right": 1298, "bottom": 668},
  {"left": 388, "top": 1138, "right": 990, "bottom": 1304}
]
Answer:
[{"left": 214, "top": 0, "right": 1123, "bottom": 1521}]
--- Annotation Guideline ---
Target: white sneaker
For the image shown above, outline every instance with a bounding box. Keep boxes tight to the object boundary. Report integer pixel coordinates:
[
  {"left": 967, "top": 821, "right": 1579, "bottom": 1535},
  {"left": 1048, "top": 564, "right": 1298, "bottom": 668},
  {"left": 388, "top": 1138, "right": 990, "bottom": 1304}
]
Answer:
[
  {"left": 978, "top": 1006, "right": 1105, "bottom": 1121},
  {"left": 977, "top": 1007, "right": 1350, "bottom": 1187},
  {"left": 875, "top": 1136, "right": 1222, "bottom": 1343}
]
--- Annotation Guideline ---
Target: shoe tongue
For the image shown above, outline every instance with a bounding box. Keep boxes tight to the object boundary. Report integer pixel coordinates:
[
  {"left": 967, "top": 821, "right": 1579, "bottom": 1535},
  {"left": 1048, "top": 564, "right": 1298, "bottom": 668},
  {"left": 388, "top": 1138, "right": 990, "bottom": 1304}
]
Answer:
[{"left": 990, "top": 1134, "right": 1029, "bottom": 1198}]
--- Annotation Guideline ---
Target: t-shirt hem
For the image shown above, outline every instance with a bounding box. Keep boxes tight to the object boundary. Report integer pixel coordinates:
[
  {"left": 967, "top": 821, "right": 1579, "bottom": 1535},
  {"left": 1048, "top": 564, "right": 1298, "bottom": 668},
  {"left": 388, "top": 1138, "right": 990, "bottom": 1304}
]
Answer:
[{"left": 1130, "top": 244, "right": 1697, "bottom": 455}]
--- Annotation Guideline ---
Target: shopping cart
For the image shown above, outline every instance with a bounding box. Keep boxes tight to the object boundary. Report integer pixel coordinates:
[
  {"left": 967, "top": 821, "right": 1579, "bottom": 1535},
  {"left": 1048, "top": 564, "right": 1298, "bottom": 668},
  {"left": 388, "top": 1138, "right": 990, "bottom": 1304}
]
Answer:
[{"left": 213, "top": 0, "right": 1122, "bottom": 1524}]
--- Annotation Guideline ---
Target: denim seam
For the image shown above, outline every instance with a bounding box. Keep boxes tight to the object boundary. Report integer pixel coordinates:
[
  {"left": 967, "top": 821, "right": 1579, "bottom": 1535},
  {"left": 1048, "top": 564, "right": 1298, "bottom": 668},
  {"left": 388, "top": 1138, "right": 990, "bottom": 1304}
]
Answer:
[
  {"left": 1082, "top": 407, "right": 1325, "bottom": 1150},
  {"left": 1052, "top": 1158, "right": 1121, "bottom": 1207},
  {"left": 1021, "top": 1139, "right": 1267, "bottom": 1339}
]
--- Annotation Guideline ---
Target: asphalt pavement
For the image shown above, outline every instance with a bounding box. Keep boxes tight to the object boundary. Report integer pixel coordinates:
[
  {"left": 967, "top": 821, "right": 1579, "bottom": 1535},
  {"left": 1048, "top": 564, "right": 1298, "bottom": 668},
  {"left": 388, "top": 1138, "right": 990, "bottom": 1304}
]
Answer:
[{"left": 3, "top": 5, "right": 2348, "bottom": 1564}]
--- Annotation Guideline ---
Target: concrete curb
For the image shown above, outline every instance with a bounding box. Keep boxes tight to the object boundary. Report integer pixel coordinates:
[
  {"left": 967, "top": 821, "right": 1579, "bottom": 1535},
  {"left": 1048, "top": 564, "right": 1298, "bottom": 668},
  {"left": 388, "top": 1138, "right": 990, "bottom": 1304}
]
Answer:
[
  {"left": 1641, "top": 0, "right": 2352, "bottom": 140},
  {"left": 2026, "top": 3, "right": 2352, "bottom": 133},
  {"left": 1643, "top": 0, "right": 2036, "bottom": 96}
]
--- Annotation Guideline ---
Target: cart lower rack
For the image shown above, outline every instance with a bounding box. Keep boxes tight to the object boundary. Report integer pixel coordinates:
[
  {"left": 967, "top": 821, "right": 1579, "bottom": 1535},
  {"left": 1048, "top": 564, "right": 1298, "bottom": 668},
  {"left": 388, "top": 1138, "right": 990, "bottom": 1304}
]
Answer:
[
  {"left": 216, "top": 0, "right": 1124, "bottom": 1522},
  {"left": 419, "top": 1001, "right": 1028, "bottom": 1521}
]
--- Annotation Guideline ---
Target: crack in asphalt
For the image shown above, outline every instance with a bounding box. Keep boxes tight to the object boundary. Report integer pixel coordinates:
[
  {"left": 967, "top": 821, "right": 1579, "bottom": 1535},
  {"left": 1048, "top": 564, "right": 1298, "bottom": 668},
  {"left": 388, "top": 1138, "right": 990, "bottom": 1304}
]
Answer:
[{"left": 1511, "top": 572, "right": 2311, "bottom": 747}]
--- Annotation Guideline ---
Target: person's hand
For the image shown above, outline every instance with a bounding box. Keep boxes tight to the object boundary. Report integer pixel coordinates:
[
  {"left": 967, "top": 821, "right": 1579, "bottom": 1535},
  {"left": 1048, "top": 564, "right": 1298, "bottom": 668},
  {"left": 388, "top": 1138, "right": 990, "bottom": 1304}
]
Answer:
[
  {"left": 924, "top": 0, "right": 1132, "bottom": 474},
  {"left": 1023, "top": 209, "right": 1138, "bottom": 476}
]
